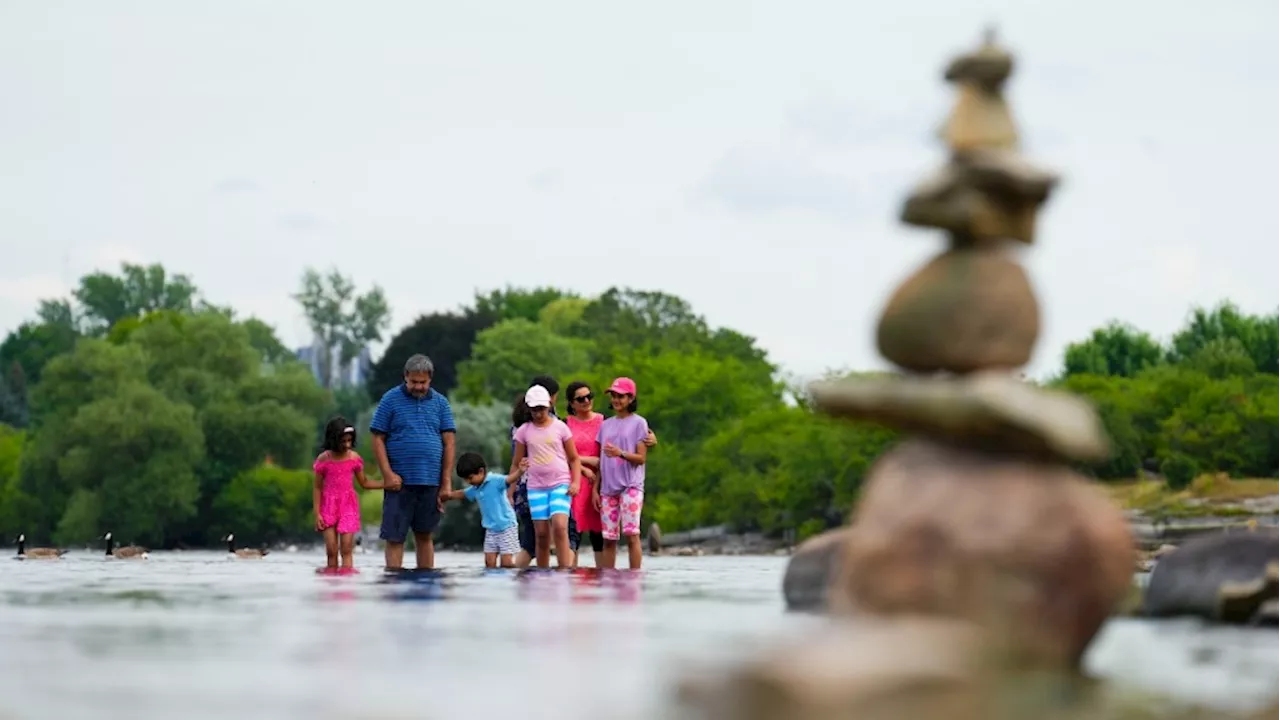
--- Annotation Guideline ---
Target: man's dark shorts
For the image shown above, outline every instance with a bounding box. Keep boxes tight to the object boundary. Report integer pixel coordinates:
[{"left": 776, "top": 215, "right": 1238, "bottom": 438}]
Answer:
[{"left": 380, "top": 485, "right": 441, "bottom": 543}]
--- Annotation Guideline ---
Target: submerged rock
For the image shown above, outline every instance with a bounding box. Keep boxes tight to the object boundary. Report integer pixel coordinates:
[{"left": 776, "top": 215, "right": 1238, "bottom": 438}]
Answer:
[
  {"left": 832, "top": 438, "right": 1134, "bottom": 667},
  {"left": 1143, "top": 531, "right": 1279, "bottom": 625},
  {"left": 782, "top": 529, "right": 850, "bottom": 612}
]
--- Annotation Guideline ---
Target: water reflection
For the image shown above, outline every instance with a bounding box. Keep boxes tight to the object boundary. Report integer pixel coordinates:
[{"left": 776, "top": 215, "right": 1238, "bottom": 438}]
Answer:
[
  {"left": 0, "top": 551, "right": 1273, "bottom": 720},
  {"left": 377, "top": 568, "right": 451, "bottom": 603}
]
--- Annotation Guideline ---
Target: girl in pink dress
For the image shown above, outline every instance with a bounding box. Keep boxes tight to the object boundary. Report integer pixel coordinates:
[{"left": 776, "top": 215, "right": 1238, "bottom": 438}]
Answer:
[{"left": 314, "top": 416, "right": 393, "bottom": 569}]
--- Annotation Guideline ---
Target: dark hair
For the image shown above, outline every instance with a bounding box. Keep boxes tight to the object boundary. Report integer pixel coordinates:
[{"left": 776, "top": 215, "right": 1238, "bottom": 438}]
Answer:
[
  {"left": 322, "top": 416, "right": 356, "bottom": 452},
  {"left": 456, "top": 452, "right": 487, "bottom": 478},
  {"left": 565, "top": 381, "right": 591, "bottom": 407},
  {"left": 529, "top": 375, "right": 559, "bottom": 397},
  {"left": 510, "top": 392, "right": 531, "bottom": 427}
]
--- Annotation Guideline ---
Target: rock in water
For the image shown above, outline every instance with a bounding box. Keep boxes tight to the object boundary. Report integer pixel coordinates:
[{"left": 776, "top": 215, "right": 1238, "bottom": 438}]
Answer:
[
  {"left": 832, "top": 438, "right": 1134, "bottom": 667},
  {"left": 1143, "top": 530, "right": 1279, "bottom": 624},
  {"left": 782, "top": 529, "right": 850, "bottom": 612},
  {"left": 876, "top": 247, "right": 1039, "bottom": 374}
]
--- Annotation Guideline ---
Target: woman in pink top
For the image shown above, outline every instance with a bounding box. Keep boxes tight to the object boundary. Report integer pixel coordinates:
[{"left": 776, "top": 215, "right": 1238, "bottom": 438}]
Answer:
[
  {"left": 564, "top": 381, "right": 605, "bottom": 567},
  {"left": 314, "top": 416, "right": 394, "bottom": 569}
]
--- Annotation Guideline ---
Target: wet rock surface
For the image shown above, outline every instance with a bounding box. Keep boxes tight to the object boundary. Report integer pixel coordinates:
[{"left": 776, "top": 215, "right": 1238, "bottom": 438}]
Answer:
[
  {"left": 1143, "top": 531, "right": 1279, "bottom": 624},
  {"left": 781, "top": 529, "right": 849, "bottom": 612}
]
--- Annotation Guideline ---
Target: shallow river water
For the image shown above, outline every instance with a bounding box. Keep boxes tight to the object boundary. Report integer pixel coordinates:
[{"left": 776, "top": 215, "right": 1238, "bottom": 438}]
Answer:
[{"left": 1, "top": 550, "right": 1275, "bottom": 719}]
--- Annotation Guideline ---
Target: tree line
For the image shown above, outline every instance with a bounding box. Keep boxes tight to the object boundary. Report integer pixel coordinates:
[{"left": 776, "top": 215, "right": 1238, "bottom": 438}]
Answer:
[{"left": 0, "top": 262, "right": 1274, "bottom": 547}]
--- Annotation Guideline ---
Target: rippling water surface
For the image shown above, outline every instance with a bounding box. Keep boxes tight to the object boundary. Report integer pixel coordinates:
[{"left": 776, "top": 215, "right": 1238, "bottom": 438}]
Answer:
[{"left": 2, "top": 550, "right": 1275, "bottom": 719}]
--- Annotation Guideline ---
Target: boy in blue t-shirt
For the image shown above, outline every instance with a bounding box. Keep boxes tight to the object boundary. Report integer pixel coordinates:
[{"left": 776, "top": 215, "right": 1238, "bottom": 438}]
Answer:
[{"left": 443, "top": 452, "right": 526, "bottom": 568}]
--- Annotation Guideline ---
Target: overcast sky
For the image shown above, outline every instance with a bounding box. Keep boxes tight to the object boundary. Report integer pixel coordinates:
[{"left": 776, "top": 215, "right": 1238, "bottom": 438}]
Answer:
[{"left": 1, "top": 0, "right": 1275, "bottom": 382}]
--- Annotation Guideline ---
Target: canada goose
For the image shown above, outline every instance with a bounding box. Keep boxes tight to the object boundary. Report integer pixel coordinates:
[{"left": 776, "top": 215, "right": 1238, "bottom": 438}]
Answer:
[
  {"left": 225, "top": 533, "right": 269, "bottom": 559},
  {"left": 104, "top": 532, "right": 149, "bottom": 560},
  {"left": 15, "top": 534, "right": 67, "bottom": 560}
]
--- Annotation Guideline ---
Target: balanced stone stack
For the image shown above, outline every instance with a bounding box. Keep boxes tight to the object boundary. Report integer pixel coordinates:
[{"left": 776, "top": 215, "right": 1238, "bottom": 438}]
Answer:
[{"left": 806, "top": 30, "right": 1134, "bottom": 670}]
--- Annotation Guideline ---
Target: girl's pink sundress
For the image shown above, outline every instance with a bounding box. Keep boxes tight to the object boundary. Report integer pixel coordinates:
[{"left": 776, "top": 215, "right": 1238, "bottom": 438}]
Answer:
[{"left": 314, "top": 454, "right": 364, "bottom": 534}]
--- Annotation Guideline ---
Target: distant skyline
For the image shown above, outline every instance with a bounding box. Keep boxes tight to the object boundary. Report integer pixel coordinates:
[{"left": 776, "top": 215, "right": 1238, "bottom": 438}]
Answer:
[{"left": 2, "top": 0, "right": 1275, "bottom": 382}]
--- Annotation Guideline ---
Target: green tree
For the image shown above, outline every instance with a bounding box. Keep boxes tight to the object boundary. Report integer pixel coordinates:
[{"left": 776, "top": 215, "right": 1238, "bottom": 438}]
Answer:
[
  {"left": 538, "top": 297, "right": 590, "bottom": 336},
  {"left": 73, "top": 262, "right": 199, "bottom": 334},
  {"left": 18, "top": 309, "right": 330, "bottom": 546},
  {"left": 241, "top": 318, "right": 294, "bottom": 364},
  {"left": 369, "top": 309, "right": 495, "bottom": 397},
  {"left": 652, "top": 406, "right": 895, "bottom": 536},
  {"left": 0, "top": 424, "right": 28, "bottom": 539},
  {"left": 50, "top": 383, "right": 204, "bottom": 546},
  {"left": 212, "top": 465, "right": 315, "bottom": 543},
  {"left": 293, "top": 268, "right": 391, "bottom": 389},
  {"left": 1168, "top": 302, "right": 1279, "bottom": 375},
  {"left": 0, "top": 320, "right": 80, "bottom": 400},
  {"left": 474, "top": 286, "right": 574, "bottom": 324},
  {"left": 1061, "top": 322, "right": 1164, "bottom": 378},
  {"left": 455, "top": 319, "right": 590, "bottom": 403}
]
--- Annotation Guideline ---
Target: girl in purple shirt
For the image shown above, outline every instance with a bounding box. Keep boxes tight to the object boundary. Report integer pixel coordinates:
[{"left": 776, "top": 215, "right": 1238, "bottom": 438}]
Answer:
[{"left": 595, "top": 377, "right": 650, "bottom": 570}]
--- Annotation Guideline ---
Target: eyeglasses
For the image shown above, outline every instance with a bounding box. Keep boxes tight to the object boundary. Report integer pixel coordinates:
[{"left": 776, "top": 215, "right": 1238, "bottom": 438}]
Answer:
[
  {"left": 573, "top": 394, "right": 593, "bottom": 403},
  {"left": 607, "top": 391, "right": 632, "bottom": 399}
]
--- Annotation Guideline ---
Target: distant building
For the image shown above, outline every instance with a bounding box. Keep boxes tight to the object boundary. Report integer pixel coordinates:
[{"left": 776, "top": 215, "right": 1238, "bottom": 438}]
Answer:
[{"left": 295, "top": 339, "right": 371, "bottom": 389}]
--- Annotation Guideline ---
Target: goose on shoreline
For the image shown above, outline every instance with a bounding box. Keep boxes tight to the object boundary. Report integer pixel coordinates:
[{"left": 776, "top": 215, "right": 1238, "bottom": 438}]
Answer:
[
  {"left": 104, "top": 532, "right": 149, "bottom": 560},
  {"left": 225, "top": 534, "right": 269, "bottom": 559},
  {"left": 15, "top": 534, "right": 67, "bottom": 560}
]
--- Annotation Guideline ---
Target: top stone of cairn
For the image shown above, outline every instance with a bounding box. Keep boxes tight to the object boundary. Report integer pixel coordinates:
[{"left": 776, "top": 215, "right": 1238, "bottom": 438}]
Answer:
[{"left": 902, "top": 29, "right": 1059, "bottom": 246}]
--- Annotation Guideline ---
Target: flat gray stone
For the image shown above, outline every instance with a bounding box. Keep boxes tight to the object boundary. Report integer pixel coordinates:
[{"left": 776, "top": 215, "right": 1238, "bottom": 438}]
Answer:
[{"left": 809, "top": 372, "right": 1110, "bottom": 463}]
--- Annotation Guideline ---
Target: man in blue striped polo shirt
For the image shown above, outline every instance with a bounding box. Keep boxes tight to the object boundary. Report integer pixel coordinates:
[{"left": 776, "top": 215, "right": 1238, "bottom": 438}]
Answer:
[{"left": 370, "top": 353, "right": 457, "bottom": 570}]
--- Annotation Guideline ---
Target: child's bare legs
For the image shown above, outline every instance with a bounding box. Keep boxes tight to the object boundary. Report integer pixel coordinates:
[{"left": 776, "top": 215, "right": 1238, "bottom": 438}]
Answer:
[
  {"left": 499, "top": 553, "right": 515, "bottom": 568},
  {"left": 322, "top": 527, "right": 339, "bottom": 568},
  {"left": 625, "top": 534, "right": 643, "bottom": 570},
  {"left": 515, "top": 550, "right": 532, "bottom": 569},
  {"left": 551, "top": 514, "right": 572, "bottom": 568},
  {"left": 601, "top": 538, "right": 618, "bottom": 570},
  {"left": 533, "top": 520, "right": 552, "bottom": 568},
  {"left": 339, "top": 533, "right": 355, "bottom": 569},
  {"left": 484, "top": 552, "right": 498, "bottom": 569}
]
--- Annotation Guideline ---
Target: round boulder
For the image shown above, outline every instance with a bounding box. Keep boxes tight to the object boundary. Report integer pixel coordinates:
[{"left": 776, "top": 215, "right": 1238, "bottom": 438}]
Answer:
[
  {"left": 782, "top": 528, "right": 851, "bottom": 612},
  {"left": 1142, "top": 530, "right": 1278, "bottom": 625},
  {"left": 831, "top": 438, "right": 1134, "bottom": 668},
  {"left": 876, "top": 246, "right": 1039, "bottom": 374}
]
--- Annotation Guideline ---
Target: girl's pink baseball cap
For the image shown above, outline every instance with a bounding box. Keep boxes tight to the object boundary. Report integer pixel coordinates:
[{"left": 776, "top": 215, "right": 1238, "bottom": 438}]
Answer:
[{"left": 608, "top": 377, "right": 637, "bottom": 395}]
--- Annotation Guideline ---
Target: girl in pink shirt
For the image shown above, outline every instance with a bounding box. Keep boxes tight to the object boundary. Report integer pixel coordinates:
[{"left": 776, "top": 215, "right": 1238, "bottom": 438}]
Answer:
[
  {"left": 314, "top": 416, "right": 392, "bottom": 569},
  {"left": 510, "top": 385, "right": 583, "bottom": 569}
]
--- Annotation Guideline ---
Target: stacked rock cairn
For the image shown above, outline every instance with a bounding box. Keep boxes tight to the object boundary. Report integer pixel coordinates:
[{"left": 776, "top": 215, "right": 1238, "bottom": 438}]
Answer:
[
  {"left": 681, "top": 31, "right": 1141, "bottom": 720},
  {"left": 812, "top": 27, "right": 1137, "bottom": 669}
]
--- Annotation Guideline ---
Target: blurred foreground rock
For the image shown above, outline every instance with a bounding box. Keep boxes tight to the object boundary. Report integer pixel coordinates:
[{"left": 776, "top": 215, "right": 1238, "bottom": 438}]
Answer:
[{"left": 833, "top": 438, "right": 1133, "bottom": 666}]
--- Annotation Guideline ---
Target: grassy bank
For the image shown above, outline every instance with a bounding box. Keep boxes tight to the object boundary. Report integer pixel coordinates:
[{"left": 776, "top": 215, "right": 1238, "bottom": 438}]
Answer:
[{"left": 1105, "top": 474, "right": 1278, "bottom": 519}]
